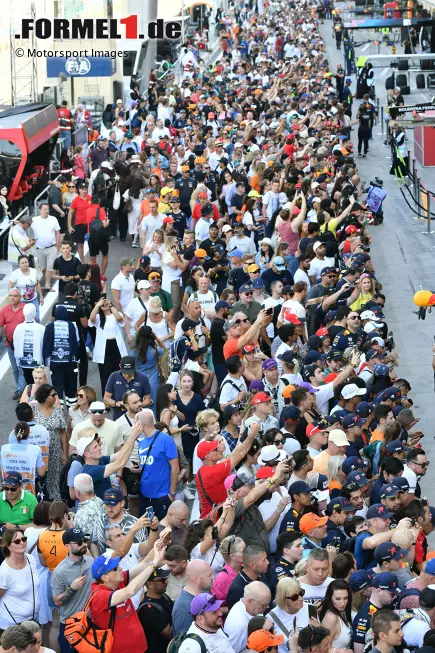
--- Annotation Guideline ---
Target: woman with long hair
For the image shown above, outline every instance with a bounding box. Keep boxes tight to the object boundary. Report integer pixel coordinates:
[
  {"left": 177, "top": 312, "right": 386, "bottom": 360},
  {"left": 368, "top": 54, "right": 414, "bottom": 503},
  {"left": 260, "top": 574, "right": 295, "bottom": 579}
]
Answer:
[
  {"left": 68, "top": 385, "right": 96, "bottom": 435},
  {"left": 134, "top": 326, "right": 164, "bottom": 408},
  {"left": 183, "top": 510, "right": 235, "bottom": 574},
  {"left": 37, "top": 501, "right": 69, "bottom": 573},
  {"left": 123, "top": 176, "right": 145, "bottom": 247},
  {"left": 255, "top": 238, "right": 275, "bottom": 272},
  {"left": 327, "top": 455, "right": 346, "bottom": 497},
  {"left": 33, "top": 384, "right": 67, "bottom": 500},
  {"left": 242, "top": 197, "right": 260, "bottom": 241},
  {"left": 89, "top": 296, "right": 127, "bottom": 394},
  {"left": 62, "top": 180, "right": 77, "bottom": 210},
  {"left": 0, "top": 528, "right": 40, "bottom": 629},
  {"left": 156, "top": 383, "right": 189, "bottom": 446},
  {"left": 319, "top": 580, "right": 353, "bottom": 650},
  {"left": 161, "top": 234, "right": 184, "bottom": 320},
  {"left": 212, "top": 535, "right": 246, "bottom": 603},
  {"left": 175, "top": 371, "right": 205, "bottom": 460},
  {"left": 142, "top": 228, "right": 165, "bottom": 271},
  {"left": 350, "top": 274, "right": 376, "bottom": 311},
  {"left": 182, "top": 267, "right": 205, "bottom": 315}
]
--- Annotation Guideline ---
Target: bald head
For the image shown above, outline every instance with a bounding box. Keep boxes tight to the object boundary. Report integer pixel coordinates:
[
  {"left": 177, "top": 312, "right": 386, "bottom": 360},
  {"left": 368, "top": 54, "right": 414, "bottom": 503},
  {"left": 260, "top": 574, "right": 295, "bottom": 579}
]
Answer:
[
  {"left": 186, "top": 560, "right": 214, "bottom": 592},
  {"left": 244, "top": 581, "right": 271, "bottom": 616},
  {"left": 135, "top": 409, "right": 155, "bottom": 426},
  {"left": 167, "top": 501, "right": 189, "bottom": 528}
]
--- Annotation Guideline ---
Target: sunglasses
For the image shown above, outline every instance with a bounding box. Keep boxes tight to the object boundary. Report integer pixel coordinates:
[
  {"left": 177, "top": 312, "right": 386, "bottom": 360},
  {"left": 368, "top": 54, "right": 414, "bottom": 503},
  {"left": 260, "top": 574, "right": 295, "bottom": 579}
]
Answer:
[
  {"left": 286, "top": 589, "right": 305, "bottom": 601},
  {"left": 414, "top": 461, "right": 429, "bottom": 468},
  {"left": 12, "top": 536, "right": 27, "bottom": 544},
  {"left": 76, "top": 393, "right": 85, "bottom": 399},
  {"left": 3, "top": 487, "right": 18, "bottom": 492},
  {"left": 235, "top": 318, "right": 250, "bottom": 324},
  {"left": 68, "top": 185, "right": 75, "bottom": 188},
  {"left": 198, "top": 594, "right": 219, "bottom": 615},
  {"left": 73, "top": 539, "right": 87, "bottom": 546},
  {"left": 243, "top": 291, "right": 254, "bottom": 296},
  {"left": 349, "top": 316, "right": 360, "bottom": 320},
  {"left": 274, "top": 438, "right": 284, "bottom": 445},
  {"left": 90, "top": 409, "right": 106, "bottom": 415}
]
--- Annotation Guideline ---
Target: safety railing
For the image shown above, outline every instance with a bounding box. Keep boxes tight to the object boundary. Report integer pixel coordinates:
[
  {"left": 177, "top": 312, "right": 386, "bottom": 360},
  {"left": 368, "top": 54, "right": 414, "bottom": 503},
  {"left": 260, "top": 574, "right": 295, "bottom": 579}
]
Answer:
[{"left": 400, "top": 150, "right": 435, "bottom": 236}]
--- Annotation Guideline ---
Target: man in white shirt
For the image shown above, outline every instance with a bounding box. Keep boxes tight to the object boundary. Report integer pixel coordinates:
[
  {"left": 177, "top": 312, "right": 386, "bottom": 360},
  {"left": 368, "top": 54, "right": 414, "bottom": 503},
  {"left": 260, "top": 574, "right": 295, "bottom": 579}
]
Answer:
[
  {"left": 224, "top": 582, "right": 271, "bottom": 653},
  {"left": 195, "top": 204, "right": 214, "bottom": 244},
  {"left": 263, "top": 179, "right": 288, "bottom": 221},
  {"left": 174, "top": 299, "right": 211, "bottom": 349},
  {"left": 227, "top": 224, "right": 257, "bottom": 256},
  {"left": 302, "top": 360, "right": 356, "bottom": 415},
  {"left": 278, "top": 281, "right": 307, "bottom": 324},
  {"left": 178, "top": 593, "right": 235, "bottom": 653},
  {"left": 298, "top": 549, "right": 333, "bottom": 601},
  {"left": 32, "top": 203, "right": 60, "bottom": 290},
  {"left": 69, "top": 406, "right": 123, "bottom": 455},
  {"left": 293, "top": 254, "right": 312, "bottom": 290},
  {"left": 402, "top": 449, "right": 428, "bottom": 495},
  {"left": 111, "top": 257, "right": 135, "bottom": 312},
  {"left": 187, "top": 277, "right": 218, "bottom": 318},
  {"left": 308, "top": 242, "right": 335, "bottom": 281},
  {"left": 219, "top": 356, "right": 248, "bottom": 411},
  {"left": 139, "top": 197, "right": 165, "bottom": 246},
  {"left": 151, "top": 118, "right": 170, "bottom": 141}
]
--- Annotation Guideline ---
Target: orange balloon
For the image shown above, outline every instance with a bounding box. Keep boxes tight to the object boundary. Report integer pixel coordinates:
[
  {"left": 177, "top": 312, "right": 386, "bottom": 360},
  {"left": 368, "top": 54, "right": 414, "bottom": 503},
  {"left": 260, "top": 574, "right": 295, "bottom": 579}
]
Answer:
[{"left": 414, "top": 290, "right": 433, "bottom": 307}]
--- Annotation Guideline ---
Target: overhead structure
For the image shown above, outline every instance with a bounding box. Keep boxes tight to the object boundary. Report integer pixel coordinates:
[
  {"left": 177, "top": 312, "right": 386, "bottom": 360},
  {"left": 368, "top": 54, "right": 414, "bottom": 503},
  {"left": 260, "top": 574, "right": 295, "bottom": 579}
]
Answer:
[{"left": 9, "top": 0, "right": 38, "bottom": 106}]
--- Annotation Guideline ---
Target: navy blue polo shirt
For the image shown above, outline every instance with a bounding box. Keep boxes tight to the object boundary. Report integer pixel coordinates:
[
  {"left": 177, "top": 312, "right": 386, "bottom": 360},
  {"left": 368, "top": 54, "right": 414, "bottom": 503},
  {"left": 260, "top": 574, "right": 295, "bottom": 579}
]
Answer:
[
  {"left": 105, "top": 371, "right": 151, "bottom": 420},
  {"left": 353, "top": 600, "right": 378, "bottom": 645},
  {"left": 83, "top": 456, "right": 111, "bottom": 500}
]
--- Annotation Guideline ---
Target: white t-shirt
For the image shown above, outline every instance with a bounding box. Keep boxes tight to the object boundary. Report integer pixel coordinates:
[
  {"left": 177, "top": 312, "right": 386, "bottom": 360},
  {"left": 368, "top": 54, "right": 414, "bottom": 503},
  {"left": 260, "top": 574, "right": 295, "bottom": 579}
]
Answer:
[
  {"left": 314, "top": 382, "right": 335, "bottom": 415},
  {"left": 179, "top": 622, "right": 236, "bottom": 653},
  {"left": 307, "top": 446, "right": 321, "bottom": 458},
  {"left": 32, "top": 215, "right": 60, "bottom": 248},
  {"left": 224, "top": 600, "right": 252, "bottom": 653},
  {"left": 0, "top": 555, "right": 40, "bottom": 628},
  {"left": 124, "top": 297, "right": 149, "bottom": 334},
  {"left": 308, "top": 256, "right": 336, "bottom": 280},
  {"left": 299, "top": 577, "right": 333, "bottom": 602},
  {"left": 174, "top": 315, "right": 211, "bottom": 349},
  {"left": 70, "top": 418, "right": 123, "bottom": 455},
  {"left": 189, "top": 290, "right": 218, "bottom": 315},
  {"left": 9, "top": 267, "right": 38, "bottom": 301},
  {"left": 279, "top": 299, "right": 306, "bottom": 321},
  {"left": 258, "top": 488, "right": 289, "bottom": 554},
  {"left": 161, "top": 251, "right": 182, "bottom": 294},
  {"left": 195, "top": 218, "right": 213, "bottom": 243},
  {"left": 190, "top": 542, "right": 224, "bottom": 575},
  {"left": 219, "top": 375, "right": 247, "bottom": 407},
  {"left": 139, "top": 214, "right": 165, "bottom": 244},
  {"left": 111, "top": 272, "right": 135, "bottom": 311},
  {"left": 270, "top": 603, "right": 310, "bottom": 653},
  {"left": 227, "top": 235, "right": 256, "bottom": 256},
  {"left": 293, "top": 268, "right": 311, "bottom": 290},
  {"left": 402, "top": 464, "right": 418, "bottom": 494}
]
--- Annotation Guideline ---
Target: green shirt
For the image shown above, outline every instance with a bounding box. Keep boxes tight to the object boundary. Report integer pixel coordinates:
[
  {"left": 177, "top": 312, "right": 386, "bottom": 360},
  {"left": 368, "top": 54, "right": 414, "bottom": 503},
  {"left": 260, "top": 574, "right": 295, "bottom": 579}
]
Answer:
[
  {"left": 150, "top": 290, "right": 173, "bottom": 312},
  {"left": 0, "top": 490, "right": 37, "bottom": 525}
]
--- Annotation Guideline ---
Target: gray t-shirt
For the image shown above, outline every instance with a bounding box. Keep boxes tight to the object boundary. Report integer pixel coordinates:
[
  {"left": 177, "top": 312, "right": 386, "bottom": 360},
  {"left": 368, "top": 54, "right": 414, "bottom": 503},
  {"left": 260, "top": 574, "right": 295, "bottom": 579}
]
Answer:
[
  {"left": 173, "top": 588, "right": 195, "bottom": 636},
  {"left": 51, "top": 555, "right": 93, "bottom": 622}
]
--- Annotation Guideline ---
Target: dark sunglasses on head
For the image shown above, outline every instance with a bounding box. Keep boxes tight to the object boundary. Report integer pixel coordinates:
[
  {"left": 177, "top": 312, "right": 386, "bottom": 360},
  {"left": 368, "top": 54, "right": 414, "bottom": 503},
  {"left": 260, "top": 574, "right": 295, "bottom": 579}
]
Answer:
[{"left": 286, "top": 589, "right": 305, "bottom": 601}]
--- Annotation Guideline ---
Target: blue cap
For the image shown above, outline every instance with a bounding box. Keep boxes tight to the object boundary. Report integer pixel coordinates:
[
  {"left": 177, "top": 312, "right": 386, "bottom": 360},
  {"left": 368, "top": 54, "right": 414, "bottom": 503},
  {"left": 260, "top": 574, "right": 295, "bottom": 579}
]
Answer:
[
  {"left": 215, "top": 300, "right": 230, "bottom": 311},
  {"left": 92, "top": 554, "right": 122, "bottom": 580},
  {"left": 366, "top": 349, "right": 384, "bottom": 362},
  {"left": 372, "top": 572, "right": 399, "bottom": 593},
  {"left": 339, "top": 135, "right": 348, "bottom": 140},
  {"left": 355, "top": 401, "right": 374, "bottom": 418},
  {"left": 230, "top": 249, "right": 243, "bottom": 258},
  {"left": 304, "top": 351, "right": 323, "bottom": 365},
  {"left": 253, "top": 278, "right": 265, "bottom": 289},
  {"left": 380, "top": 483, "right": 400, "bottom": 499},
  {"left": 426, "top": 558, "right": 435, "bottom": 574},
  {"left": 366, "top": 503, "right": 393, "bottom": 520},
  {"left": 386, "top": 440, "right": 410, "bottom": 454},
  {"left": 103, "top": 487, "right": 124, "bottom": 505},
  {"left": 239, "top": 283, "right": 254, "bottom": 294},
  {"left": 342, "top": 456, "right": 367, "bottom": 475},
  {"left": 345, "top": 470, "right": 368, "bottom": 488},
  {"left": 327, "top": 497, "right": 355, "bottom": 513},
  {"left": 345, "top": 78, "right": 352, "bottom": 83},
  {"left": 374, "top": 364, "right": 389, "bottom": 377},
  {"left": 272, "top": 256, "right": 286, "bottom": 270},
  {"left": 289, "top": 480, "right": 313, "bottom": 495},
  {"left": 332, "top": 409, "right": 352, "bottom": 424},
  {"left": 282, "top": 405, "right": 301, "bottom": 421},
  {"left": 375, "top": 542, "right": 407, "bottom": 563},
  {"left": 349, "top": 570, "right": 373, "bottom": 591},
  {"left": 342, "top": 414, "right": 364, "bottom": 429},
  {"left": 392, "top": 476, "right": 410, "bottom": 492},
  {"left": 324, "top": 414, "right": 341, "bottom": 425}
]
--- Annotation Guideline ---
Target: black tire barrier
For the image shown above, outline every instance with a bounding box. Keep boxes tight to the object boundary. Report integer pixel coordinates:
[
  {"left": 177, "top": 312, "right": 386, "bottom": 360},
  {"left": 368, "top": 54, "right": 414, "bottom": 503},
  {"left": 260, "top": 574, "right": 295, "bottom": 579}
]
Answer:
[
  {"left": 396, "top": 73, "right": 408, "bottom": 86},
  {"left": 398, "top": 60, "right": 409, "bottom": 71},
  {"left": 416, "top": 73, "right": 425, "bottom": 89},
  {"left": 400, "top": 85, "right": 411, "bottom": 95}
]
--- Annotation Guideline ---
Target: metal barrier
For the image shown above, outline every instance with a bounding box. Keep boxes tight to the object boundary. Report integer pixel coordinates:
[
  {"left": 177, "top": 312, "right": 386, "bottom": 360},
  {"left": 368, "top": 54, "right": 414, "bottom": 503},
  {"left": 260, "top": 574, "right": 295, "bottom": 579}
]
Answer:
[
  {"left": 399, "top": 150, "right": 435, "bottom": 235},
  {"left": 33, "top": 174, "right": 62, "bottom": 216}
]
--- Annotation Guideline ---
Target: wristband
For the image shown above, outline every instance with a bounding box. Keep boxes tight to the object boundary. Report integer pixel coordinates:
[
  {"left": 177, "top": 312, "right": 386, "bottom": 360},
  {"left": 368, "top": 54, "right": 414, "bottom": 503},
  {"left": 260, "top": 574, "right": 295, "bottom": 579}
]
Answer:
[{"left": 150, "top": 527, "right": 158, "bottom": 532}]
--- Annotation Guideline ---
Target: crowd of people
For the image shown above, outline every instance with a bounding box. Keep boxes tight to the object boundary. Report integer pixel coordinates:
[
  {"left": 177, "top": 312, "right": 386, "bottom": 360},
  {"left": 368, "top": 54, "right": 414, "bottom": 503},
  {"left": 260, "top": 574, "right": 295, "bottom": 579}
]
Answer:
[{"left": 0, "top": 1, "right": 434, "bottom": 653}]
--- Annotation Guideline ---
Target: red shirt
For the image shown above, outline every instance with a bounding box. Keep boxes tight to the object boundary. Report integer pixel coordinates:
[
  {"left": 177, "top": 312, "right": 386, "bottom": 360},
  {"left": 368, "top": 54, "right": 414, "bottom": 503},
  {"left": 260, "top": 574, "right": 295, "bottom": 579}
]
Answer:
[
  {"left": 0, "top": 303, "right": 25, "bottom": 346},
  {"left": 191, "top": 203, "right": 220, "bottom": 225},
  {"left": 89, "top": 572, "right": 147, "bottom": 653},
  {"left": 70, "top": 194, "right": 92, "bottom": 225},
  {"left": 85, "top": 204, "right": 107, "bottom": 228},
  {"left": 196, "top": 458, "right": 231, "bottom": 518}
]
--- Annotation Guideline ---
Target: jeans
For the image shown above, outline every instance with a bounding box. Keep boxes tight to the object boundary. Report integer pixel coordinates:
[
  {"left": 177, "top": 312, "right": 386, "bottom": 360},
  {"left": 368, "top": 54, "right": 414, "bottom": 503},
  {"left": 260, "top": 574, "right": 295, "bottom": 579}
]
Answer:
[
  {"left": 58, "top": 623, "right": 72, "bottom": 653},
  {"left": 59, "top": 130, "right": 71, "bottom": 149},
  {"left": 7, "top": 347, "right": 25, "bottom": 393}
]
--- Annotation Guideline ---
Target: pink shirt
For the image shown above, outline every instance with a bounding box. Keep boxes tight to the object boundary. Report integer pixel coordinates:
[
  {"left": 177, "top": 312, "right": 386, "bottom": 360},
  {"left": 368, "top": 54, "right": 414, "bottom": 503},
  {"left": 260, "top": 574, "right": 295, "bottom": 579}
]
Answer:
[
  {"left": 277, "top": 220, "right": 299, "bottom": 255},
  {"left": 212, "top": 563, "right": 238, "bottom": 603}
]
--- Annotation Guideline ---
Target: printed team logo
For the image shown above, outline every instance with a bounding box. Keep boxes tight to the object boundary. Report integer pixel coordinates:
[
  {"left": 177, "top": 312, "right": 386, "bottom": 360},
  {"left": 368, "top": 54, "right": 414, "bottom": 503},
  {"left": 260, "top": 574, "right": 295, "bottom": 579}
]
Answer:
[{"left": 65, "top": 57, "right": 91, "bottom": 76}]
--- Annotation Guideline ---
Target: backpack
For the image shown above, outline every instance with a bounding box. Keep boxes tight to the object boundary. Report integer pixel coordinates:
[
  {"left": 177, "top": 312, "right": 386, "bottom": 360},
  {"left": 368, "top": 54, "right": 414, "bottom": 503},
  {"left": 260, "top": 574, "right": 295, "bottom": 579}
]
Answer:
[
  {"left": 169, "top": 337, "right": 189, "bottom": 373},
  {"left": 339, "top": 535, "right": 356, "bottom": 554},
  {"left": 77, "top": 281, "right": 93, "bottom": 318},
  {"left": 60, "top": 454, "right": 83, "bottom": 507},
  {"left": 167, "top": 632, "right": 207, "bottom": 653},
  {"left": 64, "top": 593, "right": 116, "bottom": 653},
  {"left": 362, "top": 609, "right": 425, "bottom": 653},
  {"left": 131, "top": 112, "right": 141, "bottom": 129},
  {"left": 90, "top": 207, "right": 104, "bottom": 233}
]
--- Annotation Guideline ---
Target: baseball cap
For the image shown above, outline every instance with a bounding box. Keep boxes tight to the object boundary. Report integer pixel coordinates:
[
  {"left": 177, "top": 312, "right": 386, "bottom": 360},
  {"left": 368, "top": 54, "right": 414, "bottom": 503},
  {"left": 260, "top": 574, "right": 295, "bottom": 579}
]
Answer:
[
  {"left": 190, "top": 593, "right": 224, "bottom": 616},
  {"left": 212, "top": 244, "right": 226, "bottom": 255},
  {"left": 298, "top": 381, "right": 319, "bottom": 394},
  {"left": 120, "top": 257, "right": 135, "bottom": 267},
  {"left": 342, "top": 457, "right": 367, "bottom": 475},
  {"left": 120, "top": 356, "right": 136, "bottom": 371},
  {"left": 181, "top": 318, "right": 198, "bottom": 332},
  {"left": 230, "top": 248, "right": 243, "bottom": 258},
  {"left": 222, "top": 224, "right": 233, "bottom": 233},
  {"left": 223, "top": 404, "right": 241, "bottom": 421},
  {"left": 247, "top": 630, "right": 285, "bottom": 653},
  {"left": 386, "top": 440, "right": 410, "bottom": 454},
  {"left": 139, "top": 255, "right": 151, "bottom": 267},
  {"left": 2, "top": 471, "right": 22, "bottom": 488},
  {"left": 256, "top": 466, "right": 275, "bottom": 480},
  {"left": 349, "top": 570, "right": 373, "bottom": 591},
  {"left": 272, "top": 256, "right": 286, "bottom": 270},
  {"left": 366, "top": 503, "right": 393, "bottom": 520},
  {"left": 148, "top": 567, "right": 171, "bottom": 581},
  {"left": 313, "top": 241, "right": 324, "bottom": 253},
  {"left": 342, "top": 414, "right": 364, "bottom": 429},
  {"left": 253, "top": 278, "right": 265, "bottom": 289},
  {"left": 103, "top": 487, "right": 124, "bottom": 505},
  {"left": 425, "top": 559, "right": 435, "bottom": 575},
  {"left": 342, "top": 384, "right": 366, "bottom": 400},
  {"left": 307, "top": 473, "right": 330, "bottom": 502},
  {"left": 248, "top": 264, "right": 260, "bottom": 273},
  {"left": 307, "top": 335, "right": 323, "bottom": 350},
  {"left": 215, "top": 300, "right": 230, "bottom": 311},
  {"left": 92, "top": 554, "right": 122, "bottom": 580},
  {"left": 232, "top": 472, "right": 256, "bottom": 490},
  {"left": 197, "top": 440, "right": 219, "bottom": 460},
  {"left": 148, "top": 271, "right": 161, "bottom": 280},
  {"left": 62, "top": 528, "right": 86, "bottom": 545},
  {"left": 392, "top": 476, "right": 410, "bottom": 492},
  {"left": 289, "top": 480, "right": 313, "bottom": 495},
  {"left": 282, "top": 406, "right": 301, "bottom": 421},
  {"left": 328, "top": 429, "right": 349, "bottom": 446},
  {"left": 327, "top": 350, "right": 343, "bottom": 361},
  {"left": 375, "top": 542, "right": 407, "bottom": 563},
  {"left": 262, "top": 358, "right": 278, "bottom": 370},
  {"left": 76, "top": 433, "right": 99, "bottom": 457},
  {"left": 327, "top": 497, "right": 355, "bottom": 513},
  {"left": 420, "top": 588, "right": 435, "bottom": 609},
  {"left": 380, "top": 484, "right": 400, "bottom": 499},
  {"left": 194, "top": 248, "right": 207, "bottom": 257},
  {"left": 239, "top": 283, "right": 254, "bottom": 294},
  {"left": 282, "top": 309, "right": 303, "bottom": 325},
  {"left": 299, "top": 512, "right": 328, "bottom": 534},
  {"left": 306, "top": 421, "right": 328, "bottom": 437},
  {"left": 303, "top": 351, "right": 322, "bottom": 365},
  {"left": 345, "top": 470, "right": 368, "bottom": 488},
  {"left": 355, "top": 401, "right": 374, "bottom": 418},
  {"left": 258, "top": 445, "right": 287, "bottom": 466},
  {"left": 251, "top": 392, "right": 272, "bottom": 406},
  {"left": 137, "top": 280, "right": 151, "bottom": 290},
  {"left": 365, "top": 349, "right": 385, "bottom": 362},
  {"left": 372, "top": 572, "right": 399, "bottom": 593}
]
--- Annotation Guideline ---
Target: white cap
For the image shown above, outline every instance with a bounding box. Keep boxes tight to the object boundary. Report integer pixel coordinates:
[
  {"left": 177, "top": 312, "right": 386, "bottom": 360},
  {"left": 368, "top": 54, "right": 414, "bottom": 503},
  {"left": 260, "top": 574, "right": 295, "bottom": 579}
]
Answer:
[
  {"left": 341, "top": 384, "right": 366, "bottom": 400},
  {"left": 312, "top": 197, "right": 321, "bottom": 204},
  {"left": 258, "top": 445, "right": 287, "bottom": 466},
  {"left": 360, "top": 310, "right": 377, "bottom": 321},
  {"left": 137, "top": 280, "right": 151, "bottom": 290},
  {"left": 89, "top": 401, "right": 106, "bottom": 411},
  {"left": 311, "top": 182, "right": 320, "bottom": 189},
  {"left": 328, "top": 429, "right": 349, "bottom": 446},
  {"left": 76, "top": 434, "right": 98, "bottom": 456},
  {"left": 259, "top": 237, "right": 273, "bottom": 246},
  {"left": 234, "top": 142, "right": 243, "bottom": 148},
  {"left": 313, "top": 241, "right": 324, "bottom": 253},
  {"left": 222, "top": 224, "right": 233, "bottom": 233},
  {"left": 364, "top": 320, "right": 383, "bottom": 332}
]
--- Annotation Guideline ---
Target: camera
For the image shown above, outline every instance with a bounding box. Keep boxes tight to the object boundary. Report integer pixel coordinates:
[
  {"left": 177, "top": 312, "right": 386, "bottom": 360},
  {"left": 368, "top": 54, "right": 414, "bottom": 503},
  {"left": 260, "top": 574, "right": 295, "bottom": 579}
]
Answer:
[
  {"left": 370, "top": 177, "right": 383, "bottom": 188},
  {"left": 384, "top": 331, "right": 395, "bottom": 352}
]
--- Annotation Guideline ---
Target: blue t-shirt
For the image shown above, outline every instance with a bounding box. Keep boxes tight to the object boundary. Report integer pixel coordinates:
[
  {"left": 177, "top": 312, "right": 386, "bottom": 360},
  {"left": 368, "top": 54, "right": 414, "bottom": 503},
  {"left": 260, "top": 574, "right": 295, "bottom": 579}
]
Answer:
[
  {"left": 369, "top": 476, "right": 383, "bottom": 505},
  {"left": 137, "top": 431, "right": 178, "bottom": 498},
  {"left": 83, "top": 456, "right": 111, "bottom": 499},
  {"left": 105, "top": 371, "right": 152, "bottom": 420},
  {"left": 354, "top": 531, "right": 374, "bottom": 569}
]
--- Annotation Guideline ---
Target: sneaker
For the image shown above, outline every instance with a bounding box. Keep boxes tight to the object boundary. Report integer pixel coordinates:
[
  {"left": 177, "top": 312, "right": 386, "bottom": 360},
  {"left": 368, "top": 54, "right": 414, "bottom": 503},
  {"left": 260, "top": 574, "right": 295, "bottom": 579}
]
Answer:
[
  {"left": 132, "top": 241, "right": 141, "bottom": 248},
  {"left": 184, "top": 487, "right": 196, "bottom": 500},
  {"left": 12, "top": 391, "right": 20, "bottom": 400}
]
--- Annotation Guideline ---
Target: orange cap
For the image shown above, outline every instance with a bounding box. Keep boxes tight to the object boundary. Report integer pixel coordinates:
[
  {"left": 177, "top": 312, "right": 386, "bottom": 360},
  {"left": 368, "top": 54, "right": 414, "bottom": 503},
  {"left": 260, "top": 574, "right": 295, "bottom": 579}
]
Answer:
[
  {"left": 299, "top": 512, "right": 328, "bottom": 534},
  {"left": 247, "top": 630, "right": 285, "bottom": 653},
  {"left": 282, "top": 384, "right": 296, "bottom": 398}
]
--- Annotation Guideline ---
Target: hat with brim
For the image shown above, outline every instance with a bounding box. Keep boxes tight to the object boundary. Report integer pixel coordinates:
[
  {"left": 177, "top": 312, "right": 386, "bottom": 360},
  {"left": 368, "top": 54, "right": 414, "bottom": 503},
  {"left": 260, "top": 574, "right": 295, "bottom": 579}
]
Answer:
[
  {"left": 190, "top": 593, "right": 224, "bottom": 615},
  {"left": 92, "top": 554, "right": 121, "bottom": 580},
  {"left": 258, "top": 445, "right": 287, "bottom": 466}
]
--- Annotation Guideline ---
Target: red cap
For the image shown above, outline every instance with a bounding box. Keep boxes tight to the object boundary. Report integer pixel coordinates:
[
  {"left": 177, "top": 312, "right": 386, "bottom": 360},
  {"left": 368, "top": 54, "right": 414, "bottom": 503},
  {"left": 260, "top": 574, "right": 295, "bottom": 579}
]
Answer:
[
  {"left": 256, "top": 466, "right": 275, "bottom": 479},
  {"left": 282, "top": 309, "right": 302, "bottom": 325},
  {"left": 197, "top": 440, "right": 219, "bottom": 460},
  {"left": 243, "top": 344, "right": 255, "bottom": 353},
  {"left": 316, "top": 327, "right": 329, "bottom": 337},
  {"left": 345, "top": 225, "right": 359, "bottom": 234},
  {"left": 251, "top": 392, "right": 272, "bottom": 406},
  {"left": 163, "top": 217, "right": 174, "bottom": 224},
  {"left": 306, "top": 423, "right": 327, "bottom": 437},
  {"left": 292, "top": 206, "right": 301, "bottom": 216}
]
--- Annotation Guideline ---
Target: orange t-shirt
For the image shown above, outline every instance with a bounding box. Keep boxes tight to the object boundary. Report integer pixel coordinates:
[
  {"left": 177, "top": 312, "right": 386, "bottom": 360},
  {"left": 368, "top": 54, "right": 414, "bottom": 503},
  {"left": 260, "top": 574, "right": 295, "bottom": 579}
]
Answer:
[
  {"left": 37, "top": 529, "right": 68, "bottom": 572},
  {"left": 223, "top": 337, "right": 243, "bottom": 360},
  {"left": 370, "top": 428, "right": 385, "bottom": 444}
]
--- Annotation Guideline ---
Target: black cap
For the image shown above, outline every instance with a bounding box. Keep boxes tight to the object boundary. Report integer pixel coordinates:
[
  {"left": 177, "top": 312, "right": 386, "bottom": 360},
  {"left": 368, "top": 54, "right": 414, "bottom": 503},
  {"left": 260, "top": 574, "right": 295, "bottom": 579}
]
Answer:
[
  {"left": 139, "top": 255, "right": 151, "bottom": 267},
  {"left": 181, "top": 318, "right": 198, "bottom": 332},
  {"left": 120, "top": 356, "right": 136, "bottom": 371},
  {"left": 148, "top": 567, "right": 171, "bottom": 581},
  {"left": 62, "top": 528, "right": 86, "bottom": 545}
]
